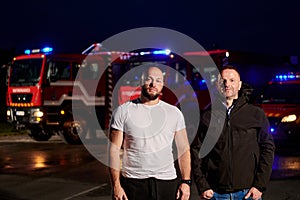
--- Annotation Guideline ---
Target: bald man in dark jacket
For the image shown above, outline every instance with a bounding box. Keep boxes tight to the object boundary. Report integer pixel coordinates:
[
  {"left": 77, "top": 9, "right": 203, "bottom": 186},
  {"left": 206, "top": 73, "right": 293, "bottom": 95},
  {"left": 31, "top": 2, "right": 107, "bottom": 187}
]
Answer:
[{"left": 191, "top": 65, "right": 275, "bottom": 200}]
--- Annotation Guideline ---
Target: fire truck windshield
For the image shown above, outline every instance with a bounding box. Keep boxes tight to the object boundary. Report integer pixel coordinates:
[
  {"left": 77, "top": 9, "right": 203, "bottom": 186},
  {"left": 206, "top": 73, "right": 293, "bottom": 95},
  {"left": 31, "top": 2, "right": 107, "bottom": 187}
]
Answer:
[
  {"left": 10, "top": 58, "right": 43, "bottom": 86},
  {"left": 260, "top": 83, "right": 300, "bottom": 104}
]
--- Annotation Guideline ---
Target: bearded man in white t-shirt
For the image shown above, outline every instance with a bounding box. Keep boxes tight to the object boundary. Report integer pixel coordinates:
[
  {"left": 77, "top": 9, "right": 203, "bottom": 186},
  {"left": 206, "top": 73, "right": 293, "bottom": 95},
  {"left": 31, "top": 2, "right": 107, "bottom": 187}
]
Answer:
[{"left": 109, "top": 66, "right": 191, "bottom": 200}]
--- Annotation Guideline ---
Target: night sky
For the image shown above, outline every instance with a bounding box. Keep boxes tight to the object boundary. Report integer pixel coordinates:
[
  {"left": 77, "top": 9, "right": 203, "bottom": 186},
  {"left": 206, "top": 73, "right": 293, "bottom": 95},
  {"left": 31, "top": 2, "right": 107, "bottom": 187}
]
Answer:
[{"left": 1, "top": 0, "right": 300, "bottom": 56}]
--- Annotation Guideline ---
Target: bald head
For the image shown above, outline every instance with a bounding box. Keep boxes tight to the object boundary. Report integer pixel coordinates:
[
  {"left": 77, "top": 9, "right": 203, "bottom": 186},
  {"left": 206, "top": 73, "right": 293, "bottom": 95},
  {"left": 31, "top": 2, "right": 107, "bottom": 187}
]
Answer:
[
  {"left": 217, "top": 65, "right": 242, "bottom": 106},
  {"left": 143, "top": 66, "right": 164, "bottom": 82}
]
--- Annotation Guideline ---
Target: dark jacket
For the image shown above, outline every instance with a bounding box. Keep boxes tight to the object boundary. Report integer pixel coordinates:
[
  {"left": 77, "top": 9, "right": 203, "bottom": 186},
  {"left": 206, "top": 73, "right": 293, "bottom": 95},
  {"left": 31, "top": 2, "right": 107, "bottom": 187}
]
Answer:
[{"left": 191, "top": 87, "right": 275, "bottom": 194}]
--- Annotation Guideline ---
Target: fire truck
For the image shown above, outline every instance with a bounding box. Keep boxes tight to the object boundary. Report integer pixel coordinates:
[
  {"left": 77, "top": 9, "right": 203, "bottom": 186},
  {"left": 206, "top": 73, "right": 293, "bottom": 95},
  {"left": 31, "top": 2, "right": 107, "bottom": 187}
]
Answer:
[
  {"left": 6, "top": 44, "right": 229, "bottom": 144},
  {"left": 6, "top": 47, "right": 105, "bottom": 144},
  {"left": 257, "top": 72, "right": 300, "bottom": 145}
]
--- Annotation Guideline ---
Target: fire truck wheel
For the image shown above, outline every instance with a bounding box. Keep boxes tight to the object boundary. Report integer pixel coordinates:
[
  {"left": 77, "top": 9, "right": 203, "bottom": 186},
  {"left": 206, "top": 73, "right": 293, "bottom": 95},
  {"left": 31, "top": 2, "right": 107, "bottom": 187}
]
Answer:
[
  {"left": 60, "top": 118, "right": 87, "bottom": 145},
  {"left": 28, "top": 126, "right": 53, "bottom": 141}
]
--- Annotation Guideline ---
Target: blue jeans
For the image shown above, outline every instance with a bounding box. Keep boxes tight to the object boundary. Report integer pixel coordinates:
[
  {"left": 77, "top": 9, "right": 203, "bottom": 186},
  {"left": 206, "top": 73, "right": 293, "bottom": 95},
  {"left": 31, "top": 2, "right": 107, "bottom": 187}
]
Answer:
[{"left": 211, "top": 189, "right": 262, "bottom": 200}]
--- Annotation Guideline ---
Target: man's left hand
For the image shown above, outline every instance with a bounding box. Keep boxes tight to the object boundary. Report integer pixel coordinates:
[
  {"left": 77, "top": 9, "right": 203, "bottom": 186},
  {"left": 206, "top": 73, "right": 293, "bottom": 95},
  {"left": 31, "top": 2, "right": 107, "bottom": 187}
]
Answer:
[{"left": 245, "top": 187, "right": 262, "bottom": 200}]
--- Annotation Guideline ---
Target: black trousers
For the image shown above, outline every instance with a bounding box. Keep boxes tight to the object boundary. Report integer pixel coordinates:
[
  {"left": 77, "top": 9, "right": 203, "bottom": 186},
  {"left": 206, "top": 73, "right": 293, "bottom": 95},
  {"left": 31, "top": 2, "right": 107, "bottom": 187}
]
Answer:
[{"left": 120, "top": 176, "right": 179, "bottom": 200}]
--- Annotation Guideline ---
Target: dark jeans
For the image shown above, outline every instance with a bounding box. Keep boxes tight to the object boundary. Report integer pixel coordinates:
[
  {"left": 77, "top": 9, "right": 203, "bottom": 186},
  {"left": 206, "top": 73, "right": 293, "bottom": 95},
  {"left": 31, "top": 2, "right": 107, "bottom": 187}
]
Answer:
[{"left": 120, "top": 176, "right": 179, "bottom": 200}]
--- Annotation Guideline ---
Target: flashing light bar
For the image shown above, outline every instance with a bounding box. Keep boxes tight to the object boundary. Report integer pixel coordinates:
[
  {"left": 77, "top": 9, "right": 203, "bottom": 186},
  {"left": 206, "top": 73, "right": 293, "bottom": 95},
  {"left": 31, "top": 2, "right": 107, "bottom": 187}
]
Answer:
[
  {"left": 275, "top": 73, "right": 300, "bottom": 80},
  {"left": 152, "top": 49, "right": 171, "bottom": 55},
  {"left": 120, "top": 49, "right": 173, "bottom": 60},
  {"left": 81, "top": 46, "right": 173, "bottom": 61},
  {"left": 276, "top": 74, "right": 294, "bottom": 79},
  {"left": 24, "top": 47, "right": 53, "bottom": 55}
]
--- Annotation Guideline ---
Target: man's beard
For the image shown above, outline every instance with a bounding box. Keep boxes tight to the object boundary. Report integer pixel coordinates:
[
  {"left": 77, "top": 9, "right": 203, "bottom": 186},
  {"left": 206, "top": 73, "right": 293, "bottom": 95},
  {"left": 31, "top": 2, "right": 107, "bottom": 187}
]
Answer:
[{"left": 141, "top": 85, "right": 161, "bottom": 100}]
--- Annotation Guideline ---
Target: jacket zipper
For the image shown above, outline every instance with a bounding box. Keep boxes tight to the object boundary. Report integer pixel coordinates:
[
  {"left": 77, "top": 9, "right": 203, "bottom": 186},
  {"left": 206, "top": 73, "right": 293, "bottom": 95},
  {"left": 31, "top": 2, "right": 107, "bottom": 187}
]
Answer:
[{"left": 227, "top": 111, "right": 233, "bottom": 190}]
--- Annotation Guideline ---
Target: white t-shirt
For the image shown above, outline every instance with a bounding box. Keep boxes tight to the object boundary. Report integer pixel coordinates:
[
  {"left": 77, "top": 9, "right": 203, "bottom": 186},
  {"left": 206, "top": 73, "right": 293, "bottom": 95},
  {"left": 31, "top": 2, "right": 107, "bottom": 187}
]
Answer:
[{"left": 110, "top": 100, "right": 186, "bottom": 180}]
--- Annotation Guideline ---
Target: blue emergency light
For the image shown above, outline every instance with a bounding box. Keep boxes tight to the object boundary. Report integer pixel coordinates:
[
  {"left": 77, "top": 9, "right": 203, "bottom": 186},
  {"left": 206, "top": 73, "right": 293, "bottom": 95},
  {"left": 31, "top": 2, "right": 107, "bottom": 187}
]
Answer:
[
  {"left": 152, "top": 49, "right": 171, "bottom": 55},
  {"left": 275, "top": 73, "right": 299, "bottom": 80},
  {"left": 270, "top": 127, "right": 275, "bottom": 133},
  {"left": 42, "top": 47, "right": 53, "bottom": 53},
  {"left": 24, "top": 49, "right": 31, "bottom": 55},
  {"left": 24, "top": 47, "right": 53, "bottom": 55},
  {"left": 138, "top": 49, "right": 171, "bottom": 56}
]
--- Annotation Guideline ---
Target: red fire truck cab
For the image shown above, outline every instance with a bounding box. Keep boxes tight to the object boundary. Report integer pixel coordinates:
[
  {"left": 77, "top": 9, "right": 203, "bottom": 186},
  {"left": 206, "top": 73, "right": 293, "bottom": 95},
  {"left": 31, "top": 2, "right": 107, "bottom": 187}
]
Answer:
[{"left": 6, "top": 47, "right": 107, "bottom": 144}]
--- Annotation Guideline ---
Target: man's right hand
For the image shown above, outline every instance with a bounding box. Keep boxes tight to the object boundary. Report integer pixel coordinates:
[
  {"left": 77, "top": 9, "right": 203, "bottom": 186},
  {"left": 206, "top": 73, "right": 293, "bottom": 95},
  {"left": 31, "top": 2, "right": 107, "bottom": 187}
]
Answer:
[
  {"left": 113, "top": 185, "right": 128, "bottom": 200},
  {"left": 201, "top": 189, "right": 214, "bottom": 199}
]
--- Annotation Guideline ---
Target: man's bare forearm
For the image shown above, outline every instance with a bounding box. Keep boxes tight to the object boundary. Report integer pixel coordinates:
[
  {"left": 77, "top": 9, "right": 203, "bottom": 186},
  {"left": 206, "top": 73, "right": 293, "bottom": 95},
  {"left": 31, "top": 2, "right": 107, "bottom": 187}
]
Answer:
[
  {"left": 175, "top": 129, "right": 191, "bottom": 180},
  {"left": 109, "top": 129, "right": 123, "bottom": 187},
  {"left": 178, "top": 149, "right": 191, "bottom": 179},
  {"left": 109, "top": 167, "right": 121, "bottom": 188}
]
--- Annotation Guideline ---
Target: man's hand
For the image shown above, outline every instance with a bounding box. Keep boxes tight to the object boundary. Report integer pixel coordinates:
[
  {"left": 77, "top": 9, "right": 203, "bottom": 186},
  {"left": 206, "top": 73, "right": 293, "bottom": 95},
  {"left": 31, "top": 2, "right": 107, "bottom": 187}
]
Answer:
[
  {"left": 201, "top": 189, "right": 214, "bottom": 199},
  {"left": 245, "top": 187, "right": 262, "bottom": 200},
  {"left": 176, "top": 183, "right": 190, "bottom": 200},
  {"left": 112, "top": 184, "right": 128, "bottom": 200},
  {"left": 109, "top": 129, "right": 126, "bottom": 200}
]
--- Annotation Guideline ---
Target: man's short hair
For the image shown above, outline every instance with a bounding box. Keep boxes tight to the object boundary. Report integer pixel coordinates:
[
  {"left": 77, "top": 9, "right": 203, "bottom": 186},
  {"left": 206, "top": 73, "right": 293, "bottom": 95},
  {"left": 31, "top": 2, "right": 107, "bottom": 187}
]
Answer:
[{"left": 220, "top": 65, "right": 241, "bottom": 78}]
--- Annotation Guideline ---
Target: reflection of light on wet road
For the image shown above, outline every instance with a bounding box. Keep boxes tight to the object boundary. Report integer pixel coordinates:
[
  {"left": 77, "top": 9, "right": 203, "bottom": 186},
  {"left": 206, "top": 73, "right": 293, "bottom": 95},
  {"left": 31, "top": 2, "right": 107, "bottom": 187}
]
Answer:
[
  {"left": 273, "top": 155, "right": 300, "bottom": 170},
  {"left": 32, "top": 152, "right": 47, "bottom": 169},
  {"left": 272, "top": 155, "right": 300, "bottom": 179},
  {"left": 3, "top": 157, "right": 13, "bottom": 169}
]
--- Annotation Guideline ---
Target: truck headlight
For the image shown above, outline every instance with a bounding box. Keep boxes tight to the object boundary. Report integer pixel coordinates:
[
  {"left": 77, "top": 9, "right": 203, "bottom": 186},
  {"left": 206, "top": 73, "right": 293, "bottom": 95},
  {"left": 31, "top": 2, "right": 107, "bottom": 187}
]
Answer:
[
  {"left": 281, "top": 114, "right": 297, "bottom": 122},
  {"left": 7, "top": 110, "right": 11, "bottom": 116},
  {"left": 33, "top": 111, "right": 44, "bottom": 118}
]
